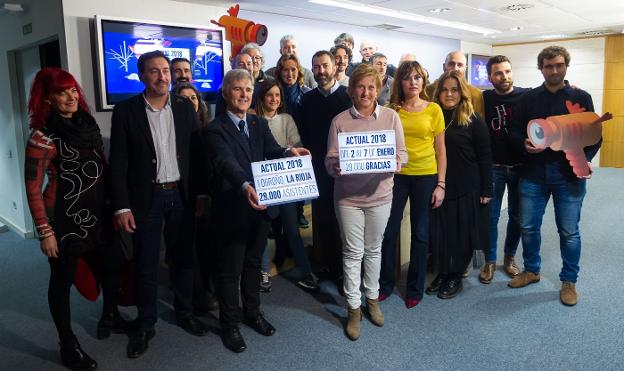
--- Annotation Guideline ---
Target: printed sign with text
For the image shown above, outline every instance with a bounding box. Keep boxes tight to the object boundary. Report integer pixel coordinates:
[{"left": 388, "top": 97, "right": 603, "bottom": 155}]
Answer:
[
  {"left": 338, "top": 130, "right": 397, "bottom": 175},
  {"left": 252, "top": 155, "right": 319, "bottom": 206}
]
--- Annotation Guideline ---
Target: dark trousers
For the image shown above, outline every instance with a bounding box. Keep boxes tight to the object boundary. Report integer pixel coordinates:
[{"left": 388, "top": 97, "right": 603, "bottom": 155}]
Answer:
[
  {"left": 48, "top": 249, "right": 123, "bottom": 344},
  {"left": 380, "top": 174, "right": 436, "bottom": 300},
  {"left": 133, "top": 188, "right": 194, "bottom": 330},
  {"left": 217, "top": 207, "right": 270, "bottom": 329}
]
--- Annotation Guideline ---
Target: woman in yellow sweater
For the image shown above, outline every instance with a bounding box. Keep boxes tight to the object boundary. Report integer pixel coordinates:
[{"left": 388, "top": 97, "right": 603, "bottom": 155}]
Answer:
[{"left": 378, "top": 60, "right": 447, "bottom": 308}]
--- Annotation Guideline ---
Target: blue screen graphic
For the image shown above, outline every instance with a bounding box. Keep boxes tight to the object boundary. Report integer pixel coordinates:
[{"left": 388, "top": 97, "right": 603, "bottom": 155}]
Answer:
[
  {"left": 469, "top": 54, "right": 492, "bottom": 90},
  {"left": 99, "top": 19, "right": 224, "bottom": 106}
]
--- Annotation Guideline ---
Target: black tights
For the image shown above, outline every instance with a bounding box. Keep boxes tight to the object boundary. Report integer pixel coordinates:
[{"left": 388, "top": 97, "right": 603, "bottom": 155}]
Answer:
[{"left": 48, "top": 251, "right": 123, "bottom": 344}]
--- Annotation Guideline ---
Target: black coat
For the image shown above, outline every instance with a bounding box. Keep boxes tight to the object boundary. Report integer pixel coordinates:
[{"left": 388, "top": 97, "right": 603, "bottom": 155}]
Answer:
[
  {"left": 109, "top": 94, "right": 197, "bottom": 222},
  {"left": 198, "top": 113, "right": 285, "bottom": 232}
]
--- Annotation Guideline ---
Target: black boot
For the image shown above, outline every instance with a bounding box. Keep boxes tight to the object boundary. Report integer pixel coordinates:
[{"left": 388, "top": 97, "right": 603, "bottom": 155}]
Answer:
[
  {"left": 97, "top": 309, "right": 128, "bottom": 339},
  {"left": 60, "top": 338, "right": 97, "bottom": 371}
]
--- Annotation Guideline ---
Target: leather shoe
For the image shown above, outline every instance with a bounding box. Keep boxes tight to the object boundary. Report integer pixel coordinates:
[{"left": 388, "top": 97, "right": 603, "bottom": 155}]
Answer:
[
  {"left": 60, "top": 339, "right": 97, "bottom": 371},
  {"left": 222, "top": 327, "right": 246, "bottom": 353},
  {"left": 425, "top": 274, "right": 446, "bottom": 295},
  {"left": 177, "top": 316, "right": 209, "bottom": 336},
  {"left": 503, "top": 255, "right": 521, "bottom": 277},
  {"left": 437, "top": 278, "right": 463, "bottom": 299},
  {"left": 97, "top": 310, "right": 129, "bottom": 339},
  {"left": 508, "top": 271, "right": 540, "bottom": 288},
  {"left": 243, "top": 314, "right": 276, "bottom": 336},
  {"left": 126, "top": 328, "right": 155, "bottom": 359},
  {"left": 479, "top": 262, "right": 496, "bottom": 284}
]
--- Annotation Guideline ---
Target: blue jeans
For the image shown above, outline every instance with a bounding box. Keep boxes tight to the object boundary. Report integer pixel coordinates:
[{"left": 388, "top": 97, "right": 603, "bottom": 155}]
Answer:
[
  {"left": 518, "top": 166, "right": 586, "bottom": 283},
  {"left": 487, "top": 165, "right": 521, "bottom": 262}
]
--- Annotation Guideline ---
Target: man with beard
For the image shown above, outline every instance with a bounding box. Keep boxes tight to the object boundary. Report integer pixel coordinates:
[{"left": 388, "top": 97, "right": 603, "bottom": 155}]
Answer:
[
  {"left": 331, "top": 44, "right": 351, "bottom": 87},
  {"left": 479, "top": 55, "right": 530, "bottom": 284},
  {"left": 297, "top": 50, "right": 352, "bottom": 282},
  {"left": 171, "top": 57, "right": 193, "bottom": 84},
  {"left": 508, "top": 46, "right": 606, "bottom": 307}
]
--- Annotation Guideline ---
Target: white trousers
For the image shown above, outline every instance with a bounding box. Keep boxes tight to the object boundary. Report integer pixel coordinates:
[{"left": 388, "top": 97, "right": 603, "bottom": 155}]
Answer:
[{"left": 335, "top": 202, "right": 392, "bottom": 309}]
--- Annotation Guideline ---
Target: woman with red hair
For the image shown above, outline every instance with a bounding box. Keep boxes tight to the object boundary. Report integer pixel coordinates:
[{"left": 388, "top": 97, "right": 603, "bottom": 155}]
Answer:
[{"left": 25, "top": 67, "right": 124, "bottom": 370}]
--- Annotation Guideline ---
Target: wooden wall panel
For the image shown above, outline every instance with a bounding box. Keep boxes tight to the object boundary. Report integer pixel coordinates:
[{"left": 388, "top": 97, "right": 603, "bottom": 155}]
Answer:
[{"left": 601, "top": 35, "right": 624, "bottom": 168}]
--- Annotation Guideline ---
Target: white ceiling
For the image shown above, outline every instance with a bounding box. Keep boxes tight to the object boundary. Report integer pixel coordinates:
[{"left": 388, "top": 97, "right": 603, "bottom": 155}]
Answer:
[{"left": 191, "top": 0, "right": 624, "bottom": 44}]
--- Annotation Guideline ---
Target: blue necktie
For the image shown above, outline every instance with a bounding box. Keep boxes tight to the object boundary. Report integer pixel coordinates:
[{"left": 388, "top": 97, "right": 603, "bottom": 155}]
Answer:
[{"left": 238, "top": 120, "right": 250, "bottom": 145}]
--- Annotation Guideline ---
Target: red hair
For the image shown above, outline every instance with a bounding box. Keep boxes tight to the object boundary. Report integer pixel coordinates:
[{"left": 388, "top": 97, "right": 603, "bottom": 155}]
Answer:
[{"left": 28, "top": 67, "right": 90, "bottom": 129}]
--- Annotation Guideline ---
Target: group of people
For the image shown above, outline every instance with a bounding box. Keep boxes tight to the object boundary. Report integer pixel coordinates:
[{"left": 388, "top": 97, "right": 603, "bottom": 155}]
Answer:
[{"left": 25, "top": 27, "right": 603, "bottom": 370}]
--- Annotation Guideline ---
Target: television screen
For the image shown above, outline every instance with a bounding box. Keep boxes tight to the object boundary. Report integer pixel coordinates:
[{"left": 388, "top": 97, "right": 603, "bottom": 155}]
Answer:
[
  {"left": 94, "top": 16, "right": 224, "bottom": 110},
  {"left": 468, "top": 54, "right": 492, "bottom": 90}
]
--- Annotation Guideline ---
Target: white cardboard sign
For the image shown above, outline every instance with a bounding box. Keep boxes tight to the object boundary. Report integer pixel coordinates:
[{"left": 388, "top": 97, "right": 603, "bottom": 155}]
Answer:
[
  {"left": 251, "top": 155, "right": 319, "bottom": 206},
  {"left": 338, "top": 130, "right": 397, "bottom": 174}
]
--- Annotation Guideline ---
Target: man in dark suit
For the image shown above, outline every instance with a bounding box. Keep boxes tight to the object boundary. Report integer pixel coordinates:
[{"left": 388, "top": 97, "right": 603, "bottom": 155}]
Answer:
[
  {"left": 110, "top": 50, "right": 208, "bottom": 359},
  {"left": 199, "top": 69, "right": 309, "bottom": 353}
]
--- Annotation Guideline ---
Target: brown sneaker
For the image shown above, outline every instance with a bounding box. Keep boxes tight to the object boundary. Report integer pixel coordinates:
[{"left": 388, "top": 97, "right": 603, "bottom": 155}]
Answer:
[
  {"left": 479, "top": 262, "right": 496, "bottom": 284},
  {"left": 560, "top": 281, "right": 578, "bottom": 306},
  {"left": 366, "top": 298, "right": 384, "bottom": 327},
  {"left": 503, "top": 255, "right": 520, "bottom": 277},
  {"left": 508, "top": 271, "right": 540, "bottom": 288},
  {"left": 345, "top": 307, "right": 361, "bottom": 341}
]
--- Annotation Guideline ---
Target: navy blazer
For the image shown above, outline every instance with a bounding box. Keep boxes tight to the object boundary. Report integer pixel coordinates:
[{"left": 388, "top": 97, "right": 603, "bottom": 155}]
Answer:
[{"left": 109, "top": 93, "right": 198, "bottom": 222}]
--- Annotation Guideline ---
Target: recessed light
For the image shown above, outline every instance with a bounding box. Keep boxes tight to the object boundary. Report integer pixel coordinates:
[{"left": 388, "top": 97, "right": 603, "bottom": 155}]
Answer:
[
  {"left": 429, "top": 7, "right": 451, "bottom": 13},
  {"left": 500, "top": 4, "right": 535, "bottom": 12},
  {"left": 509, "top": 26, "right": 523, "bottom": 31}
]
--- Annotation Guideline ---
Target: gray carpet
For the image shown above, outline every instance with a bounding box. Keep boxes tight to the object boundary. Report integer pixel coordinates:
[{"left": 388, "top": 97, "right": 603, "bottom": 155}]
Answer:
[{"left": 1, "top": 168, "right": 623, "bottom": 370}]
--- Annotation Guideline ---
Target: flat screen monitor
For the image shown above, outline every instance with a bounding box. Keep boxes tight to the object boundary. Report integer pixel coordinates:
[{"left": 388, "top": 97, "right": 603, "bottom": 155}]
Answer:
[
  {"left": 467, "top": 53, "right": 492, "bottom": 90},
  {"left": 94, "top": 16, "right": 224, "bottom": 110}
]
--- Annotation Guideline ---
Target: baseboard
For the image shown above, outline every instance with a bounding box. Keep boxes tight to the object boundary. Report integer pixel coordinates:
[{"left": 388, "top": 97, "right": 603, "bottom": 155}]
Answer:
[{"left": 0, "top": 216, "right": 34, "bottom": 238}]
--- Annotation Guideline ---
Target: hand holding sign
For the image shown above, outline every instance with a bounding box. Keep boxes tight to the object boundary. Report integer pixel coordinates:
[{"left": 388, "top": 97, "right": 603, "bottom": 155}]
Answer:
[{"left": 251, "top": 155, "right": 319, "bottom": 207}]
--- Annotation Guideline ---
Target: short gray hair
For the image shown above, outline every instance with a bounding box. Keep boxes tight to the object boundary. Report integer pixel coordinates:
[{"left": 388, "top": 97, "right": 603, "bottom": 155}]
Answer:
[
  {"left": 241, "top": 42, "right": 264, "bottom": 68},
  {"left": 222, "top": 69, "right": 254, "bottom": 93},
  {"left": 231, "top": 53, "right": 250, "bottom": 70},
  {"left": 280, "top": 34, "right": 296, "bottom": 48}
]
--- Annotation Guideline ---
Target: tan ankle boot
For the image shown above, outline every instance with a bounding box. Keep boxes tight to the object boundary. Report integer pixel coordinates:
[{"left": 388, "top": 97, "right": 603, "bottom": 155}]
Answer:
[
  {"left": 366, "top": 298, "right": 384, "bottom": 327},
  {"left": 345, "top": 307, "right": 361, "bottom": 340},
  {"left": 479, "top": 262, "right": 496, "bottom": 284},
  {"left": 560, "top": 281, "right": 578, "bottom": 306},
  {"left": 503, "top": 255, "right": 520, "bottom": 277}
]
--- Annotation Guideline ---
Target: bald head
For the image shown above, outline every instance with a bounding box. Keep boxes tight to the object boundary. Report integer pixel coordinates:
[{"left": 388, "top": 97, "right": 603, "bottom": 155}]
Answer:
[
  {"left": 399, "top": 53, "right": 417, "bottom": 64},
  {"left": 443, "top": 51, "right": 467, "bottom": 74}
]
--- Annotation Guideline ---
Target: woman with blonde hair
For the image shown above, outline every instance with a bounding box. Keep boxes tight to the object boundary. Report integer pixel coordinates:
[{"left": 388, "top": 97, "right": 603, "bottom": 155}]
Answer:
[
  {"left": 378, "top": 60, "right": 446, "bottom": 308},
  {"left": 326, "top": 64, "right": 407, "bottom": 340},
  {"left": 426, "top": 70, "right": 492, "bottom": 299}
]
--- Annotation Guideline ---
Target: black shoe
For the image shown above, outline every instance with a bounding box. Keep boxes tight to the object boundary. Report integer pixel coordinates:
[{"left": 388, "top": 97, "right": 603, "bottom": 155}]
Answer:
[
  {"left": 177, "top": 316, "right": 209, "bottom": 336},
  {"left": 298, "top": 214, "right": 309, "bottom": 228},
  {"left": 437, "top": 278, "right": 463, "bottom": 299},
  {"left": 242, "top": 314, "right": 276, "bottom": 336},
  {"left": 60, "top": 339, "right": 97, "bottom": 371},
  {"left": 297, "top": 272, "right": 320, "bottom": 291},
  {"left": 425, "top": 275, "right": 446, "bottom": 295},
  {"left": 260, "top": 271, "right": 272, "bottom": 293},
  {"left": 221, "top": 327, "right": 246, "bottom": 353},
  {"left": 97, "top": 310, "right": 129, "bottom": 339},
  {"left": 126, "top": 328, "right": 155, "bottom": 359}
]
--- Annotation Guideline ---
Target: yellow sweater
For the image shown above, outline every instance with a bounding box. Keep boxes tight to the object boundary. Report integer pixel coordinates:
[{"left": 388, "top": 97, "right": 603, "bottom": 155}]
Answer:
[{"left": 396, "top": 102, "right": 445, "bottom": 176}]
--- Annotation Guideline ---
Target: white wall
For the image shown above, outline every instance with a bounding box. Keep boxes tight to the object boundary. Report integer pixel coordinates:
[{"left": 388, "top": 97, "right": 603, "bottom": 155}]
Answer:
[
  {"left": 0, "top": 0, "right": 65, "bottom": 236},
  {"left": 493, "top": 37, "right": 605, "bottom": 165},
  {"left": 493, "top": 38, "right": 605, "bottom": 112},
  {"left": 461, "top": 40, "right": 493, "bottom": 56},
  {"left": 238, "top": 10, "right": 460, "bottom": 81}
]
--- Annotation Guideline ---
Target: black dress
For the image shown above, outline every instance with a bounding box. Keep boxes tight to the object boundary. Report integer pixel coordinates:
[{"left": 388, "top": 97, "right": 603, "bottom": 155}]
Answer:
[{"left": 430, "top": 109, "right": 492, "bottom": 275}]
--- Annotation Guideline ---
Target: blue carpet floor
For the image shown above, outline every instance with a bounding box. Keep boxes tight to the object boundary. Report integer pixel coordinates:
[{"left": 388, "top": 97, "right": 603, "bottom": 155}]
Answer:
[{"left": 1, "top": 168, "right": 623, "bottom": 370}]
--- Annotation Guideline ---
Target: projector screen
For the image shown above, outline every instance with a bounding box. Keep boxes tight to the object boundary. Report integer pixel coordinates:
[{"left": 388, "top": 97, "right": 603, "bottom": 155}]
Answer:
[{"left": 94, "top": 15, "right": 224, "bottom": 110}]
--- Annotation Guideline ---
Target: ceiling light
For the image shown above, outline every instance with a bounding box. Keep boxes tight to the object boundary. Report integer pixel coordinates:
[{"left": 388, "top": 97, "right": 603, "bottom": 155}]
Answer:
[
  {"left": 429, "top": 8, "right": 451, "bottom": 13},
  {"left": 539, "top": 34, "right": 566, "bottom": 39},
  {"left": 500, "top": 4, "right": 535, "bottom": 12},
  {"left": 0, "top": 3, "right": 24, "bottom": 12},
  {"left": 309, "top": 0, "right": 501, "bottom": 35},
  {"left": 509, "top": 26, "right": 523, "bottom": 31}
]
